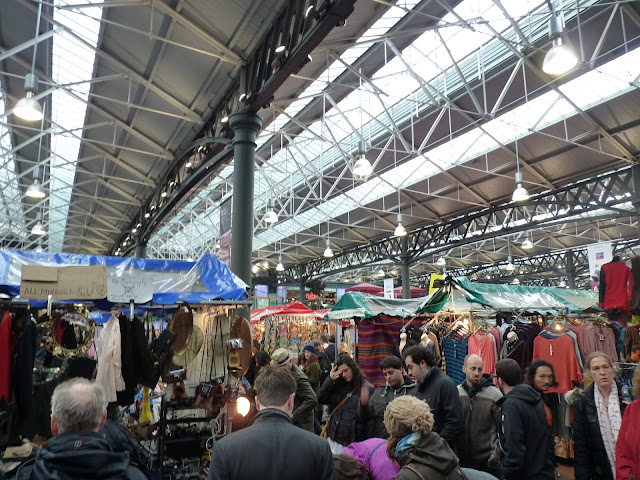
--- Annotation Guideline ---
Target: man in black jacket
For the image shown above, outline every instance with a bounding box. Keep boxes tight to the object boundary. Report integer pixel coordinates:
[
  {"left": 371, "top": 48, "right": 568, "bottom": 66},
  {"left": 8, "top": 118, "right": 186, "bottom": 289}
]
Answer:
[
  {"left": 495, "top": 359, "right": 554, "bottom": 480},
  {"left": 402, "top": 345, "right": 464, "bottom": 449},
  {"left": 208, "top": 366, "right": 333, "bottom": 480},
  {"left": 457, "top": 354, "right": 502, "bottom": 475},
  {"left": 15, "top": 378, "right": 146, "bottom": 480},
  {"left": 367, "top": 355, "right": 417, "bottom": 438}
]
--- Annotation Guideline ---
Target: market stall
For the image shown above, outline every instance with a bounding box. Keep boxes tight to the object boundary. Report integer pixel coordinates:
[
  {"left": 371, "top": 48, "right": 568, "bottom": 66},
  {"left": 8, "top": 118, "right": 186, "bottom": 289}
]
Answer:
[
  {"left": 250, "top": 301, "right": 326, "bottom": 359},
  {"left": 327, "top": 292, "right": 428, "bottom": 386},
  {"left": 0, "top": 250, "right": 251, "bottom": 479}
]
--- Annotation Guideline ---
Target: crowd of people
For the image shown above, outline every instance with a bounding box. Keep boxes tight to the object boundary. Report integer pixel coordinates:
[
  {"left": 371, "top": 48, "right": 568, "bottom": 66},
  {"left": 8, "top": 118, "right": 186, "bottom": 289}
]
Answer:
[{"left": 12, "top": 335, "right": 640, "bottom": 480}]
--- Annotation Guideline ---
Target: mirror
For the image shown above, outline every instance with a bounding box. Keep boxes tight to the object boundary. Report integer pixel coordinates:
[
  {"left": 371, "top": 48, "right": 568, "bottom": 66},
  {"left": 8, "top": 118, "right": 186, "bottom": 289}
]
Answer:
[{"left": 44, "top": 311, "right": 95, "bottom": 358}]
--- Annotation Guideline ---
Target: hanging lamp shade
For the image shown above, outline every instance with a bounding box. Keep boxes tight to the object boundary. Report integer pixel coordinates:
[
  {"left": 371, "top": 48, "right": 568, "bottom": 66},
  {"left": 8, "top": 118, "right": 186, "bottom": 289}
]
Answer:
[
  {"left": 512, "top": 172, "right": 529, "bottom": 202},
  {"left": 394, "top": 213, "right": 407, "bottom": 237},
  {"left": 15, "top": 75, "right": 43, "bottom": 122},
  {"left": 506, "top": 255, "right": 515, "bottom": 271},
  {"left": 353, "top": 154, "right": 373, "bottom": 178},
  {"left": 323, "top": 239, "right": 333, "bottom": 258},
  {"left": 436, "top": 257, "right": 446, "bottom": 266},
  {"left": 276, "top": 255, "right": 284, "bottom": 271},
  {"left": 522, "top": 239, "right": 533, "bottom": 249},
  {"left": 26, "top": 179, "right": 45, "bottom": 198}
]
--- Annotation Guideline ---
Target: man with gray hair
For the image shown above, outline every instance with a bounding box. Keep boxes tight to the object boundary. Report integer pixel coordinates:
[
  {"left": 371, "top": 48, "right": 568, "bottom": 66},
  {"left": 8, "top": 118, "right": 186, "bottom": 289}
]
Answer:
[{"left": 15, "top": 378, "right": 145, "bottom": 480}]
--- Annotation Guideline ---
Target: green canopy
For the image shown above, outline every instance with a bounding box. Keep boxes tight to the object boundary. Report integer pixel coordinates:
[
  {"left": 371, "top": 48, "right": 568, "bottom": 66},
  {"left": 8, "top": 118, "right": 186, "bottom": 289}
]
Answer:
[
  {"left": 327, "top": 291, "right": 427, "bottom": 320},
  {"left": 418, "top": 277, "right": 599, "bottom": 315}
]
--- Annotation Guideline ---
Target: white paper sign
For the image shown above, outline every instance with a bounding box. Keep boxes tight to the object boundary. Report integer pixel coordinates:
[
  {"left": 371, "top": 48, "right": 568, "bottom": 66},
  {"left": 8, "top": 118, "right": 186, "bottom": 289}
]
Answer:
[
  {"left": 107, "top": 270, "right": 157, "bottom": 303},
  {"left": 586, "top": 241, "right": 613, "bottom": 278},
  {"left": 384, "top": 278, "right": 394, "bottom": 299}
]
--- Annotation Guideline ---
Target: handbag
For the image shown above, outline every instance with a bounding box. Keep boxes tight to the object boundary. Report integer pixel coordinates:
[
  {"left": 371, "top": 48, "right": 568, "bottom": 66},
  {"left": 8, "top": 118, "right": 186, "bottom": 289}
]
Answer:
[{"left": 320, "top": 390, "right": 354, "bottom": 439}]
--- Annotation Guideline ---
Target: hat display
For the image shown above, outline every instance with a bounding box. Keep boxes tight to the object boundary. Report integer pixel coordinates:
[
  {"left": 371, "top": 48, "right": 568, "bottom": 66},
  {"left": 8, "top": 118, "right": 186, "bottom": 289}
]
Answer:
[
  {"left": 172, "top": 324, "right": 204, "bottom": 367},
  {"left": 271, "top": 348, "right": 292, "bottom": 366}
]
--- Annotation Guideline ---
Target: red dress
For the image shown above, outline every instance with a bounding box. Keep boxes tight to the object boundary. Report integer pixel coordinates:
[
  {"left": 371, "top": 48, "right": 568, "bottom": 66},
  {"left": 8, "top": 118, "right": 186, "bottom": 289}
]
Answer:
[
  {"left": 0, "top": 311, "right": 13, "bottom": 403},
  {"left": 616, "top": 399, "right": 640, "bottom": 480}
]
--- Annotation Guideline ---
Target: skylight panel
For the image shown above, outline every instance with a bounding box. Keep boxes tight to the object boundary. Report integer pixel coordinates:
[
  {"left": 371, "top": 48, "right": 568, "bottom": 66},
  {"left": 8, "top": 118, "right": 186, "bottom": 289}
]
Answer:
[{"left": 48, "top": 0, "right": 103, "bottom": 252}]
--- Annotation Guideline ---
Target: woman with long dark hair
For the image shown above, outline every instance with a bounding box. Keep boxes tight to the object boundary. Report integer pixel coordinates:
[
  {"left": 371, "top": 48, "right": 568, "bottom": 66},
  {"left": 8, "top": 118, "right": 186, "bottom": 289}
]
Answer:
[{"left": 318, "top": 354, "right": 373, "bottom": 454}]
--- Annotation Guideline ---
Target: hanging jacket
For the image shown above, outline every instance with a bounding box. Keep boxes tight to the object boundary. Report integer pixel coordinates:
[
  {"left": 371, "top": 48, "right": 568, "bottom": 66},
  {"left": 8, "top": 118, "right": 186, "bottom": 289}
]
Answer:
[
  {"left": 414, "top": 367, "right": 464, "bottom": 449},
  {"left": 368, "top": 376, "right": 418, "bottom": 438},
  {"left": 95, "top": 315, "right": 125, "bottom": 403},
  {"left": 572, "top": 382, "right": 626, "bottom": 480},
  {"left": 599, "top": 261, "right": 633, "bottom": 310},
  {"left": 499, "top": 384, "right": 554, "bottom": 480},
  {"left": 290, "top": 363, "right": 317, "bottom": 432},
  {"left": 395, "top": 432, "right": 468, "bottom": 480},
  {"left": 457, "top": 374, "right": 502, "bottom": 471}
]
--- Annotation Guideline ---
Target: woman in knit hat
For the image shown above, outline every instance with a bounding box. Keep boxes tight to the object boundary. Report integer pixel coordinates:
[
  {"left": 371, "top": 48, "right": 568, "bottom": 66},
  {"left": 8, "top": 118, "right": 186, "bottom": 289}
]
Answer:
[{"left": 384, "top": 396, "right": 467, "bottom": 480}]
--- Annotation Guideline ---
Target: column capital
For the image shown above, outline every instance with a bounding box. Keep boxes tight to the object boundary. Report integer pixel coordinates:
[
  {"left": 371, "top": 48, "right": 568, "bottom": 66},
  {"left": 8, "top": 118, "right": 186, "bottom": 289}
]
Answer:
[{"left": 229, "top": 112, "right": 263, "bottom": 134}]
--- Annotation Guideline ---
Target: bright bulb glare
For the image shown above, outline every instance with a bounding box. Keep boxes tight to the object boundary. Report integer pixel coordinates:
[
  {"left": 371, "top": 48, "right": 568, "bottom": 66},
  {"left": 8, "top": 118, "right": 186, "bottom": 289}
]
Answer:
[
  {"left": 522, "top": 239, "right": 533, "bottom": 249},
  {"left": 543, "top": 39, "right": 579, "bottom": 75},
  {"left": 353, "top": 158, "right": 373, "bottom": 178},
  {"left": 323, "top": 247, "right": 334, "bottom": 258},
  {"left": 237, "top": 396, "right": 250, "bottom": 417},
  {"left": 436, "top": 257, "right": 446, "bottom": 266},
  {"left": 263, "top": 210, "right": 278, "bottom": 224},
  {"left": 394, "top": 223, "right": 407, "bottom": 237},
  {"left": 276, "top": 262, "right": 284, "bottom": 272},
  {"left": 26, "top": 181, "right": 45, "bottom": 199},
  {"left": 512, "top": 184, "right": 530, "bottom": 202},
  {"left": 31, "top": 222, "right": 46, "bottom": 236},
  {"left": 14, "top": 93, "right": 43, "bottom": 121}
]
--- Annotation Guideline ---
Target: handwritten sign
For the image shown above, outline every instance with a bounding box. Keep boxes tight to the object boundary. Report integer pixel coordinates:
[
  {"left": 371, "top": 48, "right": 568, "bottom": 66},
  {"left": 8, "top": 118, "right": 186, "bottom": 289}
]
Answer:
[
  {"left": 107, "top": 270, "right": 156, "bottom": 303},
  {"left": 20, "top": 265, "right": 107, "bottom": 300}
]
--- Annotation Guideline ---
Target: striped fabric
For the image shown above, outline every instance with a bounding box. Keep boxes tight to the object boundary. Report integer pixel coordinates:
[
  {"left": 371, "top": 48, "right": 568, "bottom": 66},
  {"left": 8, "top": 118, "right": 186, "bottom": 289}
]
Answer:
[{"left": 356, "top": 316, "right": 423, "bottom": 386}]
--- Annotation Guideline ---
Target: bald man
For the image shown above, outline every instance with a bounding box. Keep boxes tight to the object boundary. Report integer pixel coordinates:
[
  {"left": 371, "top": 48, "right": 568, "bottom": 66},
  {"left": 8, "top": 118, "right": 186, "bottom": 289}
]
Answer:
[{"left": 457, "top": 354, "right": 503, "bottom": 476}]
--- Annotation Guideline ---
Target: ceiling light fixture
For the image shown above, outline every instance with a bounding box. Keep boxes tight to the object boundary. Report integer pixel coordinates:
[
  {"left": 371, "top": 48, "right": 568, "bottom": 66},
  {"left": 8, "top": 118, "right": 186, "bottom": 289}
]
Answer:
[
  {"left": 15, "top": 2, "right": 44, "bottom": 121},
  {"left": 394, "top": 213, "right": 407, "bottom": 237},
  {"left": 377, "top": 268, "right": 385, "bottom": 277},
  {"left": 31, "top": 212, "right": 46, "bottom": 236},
  {"left": 512, "top": 278, "right": 521, "bottom": 285},
  {"left": 353, "top": 152, "right": 373, "bottom": 179},
  {"left": 275, "top": 45, "right": 287, "bottom": 55},
  {"left": 542, "top": 11, "right": 578, "bottom": 75},
  {"left": 323, "top": 239, "right": 333, "bottom": 258},
  {"left": 522, "top": 238, "right": 533, "bottom": 249},
  {"left": 185, "top": 160, "right": 192, "bottom": 168},
  {"left": 276, "top": 255, "right": 284, "bottom": 272},
  {"left": 512, "top": 172, "right": 529, "bottom": 202},
  {"left": 221, "top": 115, "right": 229, "bottom": 123},
  {"left": 263, "top": 200, "right": 278, "bottom": 224},
  {"left": 161, "top": 189, "right": 167, "bottom": 198},
  {"left": 26, "top": 178, "right": 45, "bottom": 198},
  {"left": 144, "top": 211, "right": 150, "bottom": 218},
  {"left": 506, "top": 255, "right": 515, "bottom": 271},
  {"left": 436, "top": 257, "right": 446, "bottom": 266}
]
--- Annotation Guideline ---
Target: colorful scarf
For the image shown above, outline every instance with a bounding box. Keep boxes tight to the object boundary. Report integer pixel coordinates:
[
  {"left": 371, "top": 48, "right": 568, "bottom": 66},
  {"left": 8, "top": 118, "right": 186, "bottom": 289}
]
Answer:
[
  {"left": 395, "top": 433, "right": 420, "bottom": 457},
  {"left": 594, "top": 385, "right": 622, "bottom": 477}
]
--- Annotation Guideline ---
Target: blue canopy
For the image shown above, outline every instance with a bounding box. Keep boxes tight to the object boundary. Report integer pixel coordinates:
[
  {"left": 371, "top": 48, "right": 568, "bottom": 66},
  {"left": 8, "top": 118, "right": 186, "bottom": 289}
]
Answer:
[{"left": 0, "top": 250, "right": 248, "bottom": 305}]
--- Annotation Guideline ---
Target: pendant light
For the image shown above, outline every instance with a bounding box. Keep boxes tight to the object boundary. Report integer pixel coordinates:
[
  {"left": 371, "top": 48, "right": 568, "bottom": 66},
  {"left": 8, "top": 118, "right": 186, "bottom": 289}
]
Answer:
[
  {"left": 522, "top": 238, "right": 533, "bottom": 249},
  {"left": 15, "top": 3, "right": 44, "bottom": 122},
  {"left": 323, "top": 239, "right": 333, "bottom": 258},
  {"left": 353, "top": 152, "right": 373, "bottom": 179},
  {"left": 436, "top": 256, "right": 446, "bottom": 266},
  {"left": 512, "top": 138, "right": 529, "bottom": 202},
  {"left": 26, "top": 178, "right": 45, "bottom": 198},
  {"left": 31, "top": 211, "right": 46, "bottom": 236},
  {"left": 377, "top": 268, "right": 385, "bottom": 277},
  {"left": 276, "top": 255, "right": 284, "bottom": 272},
  {"left": 506, "top": 255, "right": 515, "bottom": 271},
  {"left": 263, "top": 199, "right": 278, "bottom": 224},
  {"left": 394, "top": 213, "right": 407, "bottom": 237},
  {"left": 542, "top": 9, "right": 578, "bottom": 75}
]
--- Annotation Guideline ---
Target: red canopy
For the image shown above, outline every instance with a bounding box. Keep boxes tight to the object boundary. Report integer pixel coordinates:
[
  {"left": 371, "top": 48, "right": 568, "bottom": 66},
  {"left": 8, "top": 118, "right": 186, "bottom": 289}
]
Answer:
[
  {"left": 250, "top": 301, "right": 324, "bottom": 323},
  {"left": 393, "top": 285, "right": 428, "bottom": 298},
  {"left": 345, "top": 283, "right": 384, "bottom": 296}
]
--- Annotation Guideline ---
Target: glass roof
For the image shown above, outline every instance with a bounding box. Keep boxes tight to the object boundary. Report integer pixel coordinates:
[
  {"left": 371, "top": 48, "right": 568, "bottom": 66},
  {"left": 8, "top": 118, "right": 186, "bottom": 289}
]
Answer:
[
  {"left": 148, "top": 0, "right": 630, "bottom": 260},
  {"left": 48, "top": 0, "right": 103, "bottom": 252}
]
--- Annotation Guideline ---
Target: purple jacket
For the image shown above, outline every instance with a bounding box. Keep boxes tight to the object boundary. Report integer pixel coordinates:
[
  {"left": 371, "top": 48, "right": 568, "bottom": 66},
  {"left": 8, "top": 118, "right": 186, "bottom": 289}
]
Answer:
[{"left": 343, "top": 438, "right": 400, "bottom": 480}]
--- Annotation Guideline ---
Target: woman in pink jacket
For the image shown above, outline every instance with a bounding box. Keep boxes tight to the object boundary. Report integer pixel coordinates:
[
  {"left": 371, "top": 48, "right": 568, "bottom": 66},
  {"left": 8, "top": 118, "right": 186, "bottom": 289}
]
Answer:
[{"left": 342, "top": 438, "right": 400, "bottom": 480}]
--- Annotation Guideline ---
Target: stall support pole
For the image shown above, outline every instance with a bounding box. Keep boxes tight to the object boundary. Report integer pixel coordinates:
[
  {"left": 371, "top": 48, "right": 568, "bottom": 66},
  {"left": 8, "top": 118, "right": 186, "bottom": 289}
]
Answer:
[
  {"left": 634, "top": 163, "right": 640, "bottom": 241},
  {"left": 299, "top": 280, "right": 306, "bottom": 305},
  {"left": 401, "top": 236, "right": 411, "bottom": 299},
  {"left": 566, "top": 249, "right": 576, "bottom": 289},
  {"left": 135, "top": 242, "right": 147, "bottom": 259},
  {"left": 229, "top": 112, "right": 263, "bottom": 286}
]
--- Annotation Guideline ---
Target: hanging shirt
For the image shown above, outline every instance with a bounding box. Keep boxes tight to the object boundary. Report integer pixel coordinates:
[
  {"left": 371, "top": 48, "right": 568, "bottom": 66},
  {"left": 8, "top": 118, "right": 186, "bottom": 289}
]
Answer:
[
  {"left": 440, "top": 336, "right": 468, "bottom": 385},
  {"left": 468, "top": 331, "right": 497, "bottom": 376},
  {"left": 95, "top": 315, "right": 126, "bottom": 403},
  {"left": 599, "top": 261, "right": 633, "bottom": 310},
  {"left": 533, "top": 333, "right": 582, "bottom": 394}
]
